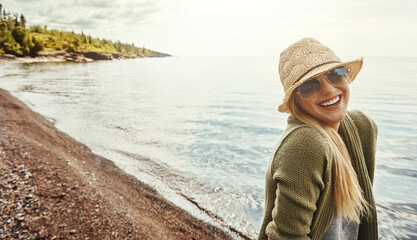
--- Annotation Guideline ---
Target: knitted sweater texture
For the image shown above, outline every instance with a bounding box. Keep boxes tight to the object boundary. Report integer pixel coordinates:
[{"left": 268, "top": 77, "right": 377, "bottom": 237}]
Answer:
[{"left": 258, "top": 110, "right": 378, "bottom": 240}]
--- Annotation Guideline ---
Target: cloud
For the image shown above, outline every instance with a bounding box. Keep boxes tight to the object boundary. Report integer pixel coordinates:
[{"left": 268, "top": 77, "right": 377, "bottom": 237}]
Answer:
[
  {"left": 81, "top": 0, "right": 113, "bottom": 8},
  {"left": 4, "top": 0, "right": 416, "bottom": 56},
  {"left": 6, "top": 0, "right": 162, "bottom": 33}
]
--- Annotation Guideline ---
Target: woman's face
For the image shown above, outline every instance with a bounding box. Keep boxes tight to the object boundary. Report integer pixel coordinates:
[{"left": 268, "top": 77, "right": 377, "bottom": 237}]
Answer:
[{"left": 295, "top": 72, "right": 350, "bottom": 130}]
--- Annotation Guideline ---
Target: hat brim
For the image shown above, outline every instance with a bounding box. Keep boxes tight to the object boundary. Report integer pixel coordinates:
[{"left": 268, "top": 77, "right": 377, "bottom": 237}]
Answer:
[{"left": 278, "top": 57, "right": 363, "bottom": 113}]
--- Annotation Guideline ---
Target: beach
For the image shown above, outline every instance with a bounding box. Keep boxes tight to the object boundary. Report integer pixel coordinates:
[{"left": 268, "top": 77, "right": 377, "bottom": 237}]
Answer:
[
  {"left": 1, "top": 56, "right": 416, "bottom": 239},
  {"left": 0, "top": 88, "right": 233, "bottom": 239}
]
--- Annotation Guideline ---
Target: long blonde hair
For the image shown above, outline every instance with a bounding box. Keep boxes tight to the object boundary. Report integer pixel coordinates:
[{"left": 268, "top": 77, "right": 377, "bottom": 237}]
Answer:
[{"left": 287, "top": 94, "right": 367, "bottom": 223}]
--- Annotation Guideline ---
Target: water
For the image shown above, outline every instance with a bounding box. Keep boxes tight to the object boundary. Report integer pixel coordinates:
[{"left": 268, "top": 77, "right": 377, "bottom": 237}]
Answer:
[{"left": 1, "top": 56, "right": 416, "bottom": 239}]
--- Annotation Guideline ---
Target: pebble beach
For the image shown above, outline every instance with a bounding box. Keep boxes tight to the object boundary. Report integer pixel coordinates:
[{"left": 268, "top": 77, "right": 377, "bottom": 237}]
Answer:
[{"left": 0, "top": 88, "right": 233, "bottom": 239}]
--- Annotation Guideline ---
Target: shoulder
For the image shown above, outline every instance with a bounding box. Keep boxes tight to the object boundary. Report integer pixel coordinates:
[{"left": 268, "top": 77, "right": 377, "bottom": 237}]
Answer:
[
  {"left": 281, "top": 124, "right": 330, "bottom": 154},
  {"left": 271, "top": 121, "right": 331, "bottom": 174},
  {"left": 348, "top": 110, "right": 378, "bottom": 131},
  {"left": 347, "top": 110, "right": 378, "bottom": 136}
]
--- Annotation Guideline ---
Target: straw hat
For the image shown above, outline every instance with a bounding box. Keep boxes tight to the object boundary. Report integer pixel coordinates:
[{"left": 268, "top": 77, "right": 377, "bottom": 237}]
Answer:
[{"left": 278, "top": 38, "right": 363, "bottom": 113}]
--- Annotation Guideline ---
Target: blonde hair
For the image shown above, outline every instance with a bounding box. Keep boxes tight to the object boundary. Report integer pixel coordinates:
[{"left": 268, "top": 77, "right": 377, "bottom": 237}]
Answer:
[{"left": 288, "top": 94, "right": 367, "bottom": 223}]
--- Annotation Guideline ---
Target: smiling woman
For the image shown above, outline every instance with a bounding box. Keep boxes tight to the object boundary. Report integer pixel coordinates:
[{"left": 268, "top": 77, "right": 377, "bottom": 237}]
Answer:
[
  {"left": 294, "top": 66, "right": 351, "bottom": 131},
  {"left": 258, "top": 38, "right": 379, "bottom": 240}
]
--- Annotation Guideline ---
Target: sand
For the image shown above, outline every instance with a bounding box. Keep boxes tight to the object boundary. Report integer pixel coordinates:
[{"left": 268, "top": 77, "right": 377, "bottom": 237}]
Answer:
[{"left": 0, "top": 88, "right": 235, "bottom": 239}]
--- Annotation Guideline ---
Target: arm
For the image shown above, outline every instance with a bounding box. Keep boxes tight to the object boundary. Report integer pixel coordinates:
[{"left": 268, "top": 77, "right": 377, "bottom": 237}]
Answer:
[
  {"left": 265, "top": 127, "right": 329, "bottom": 240},
  {"left": 348, "top": 110, "right": 378, "bottom": 184}
]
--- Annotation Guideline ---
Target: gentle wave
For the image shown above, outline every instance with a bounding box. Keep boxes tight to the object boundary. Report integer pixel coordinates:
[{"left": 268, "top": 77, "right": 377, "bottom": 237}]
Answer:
[{"left": 1, "top": 57, "right": 416, "bottom": 239}]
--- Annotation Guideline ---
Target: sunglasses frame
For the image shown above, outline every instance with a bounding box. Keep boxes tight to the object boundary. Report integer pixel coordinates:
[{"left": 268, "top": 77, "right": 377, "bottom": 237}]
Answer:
[{"left": 296, "top": 66, "right": 350, "bottom": 100}]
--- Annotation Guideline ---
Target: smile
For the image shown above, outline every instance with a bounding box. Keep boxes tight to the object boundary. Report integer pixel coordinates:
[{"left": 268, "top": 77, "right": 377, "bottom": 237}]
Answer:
[{"left": 319, "top": 95, "right": 341, "bottom": 107}]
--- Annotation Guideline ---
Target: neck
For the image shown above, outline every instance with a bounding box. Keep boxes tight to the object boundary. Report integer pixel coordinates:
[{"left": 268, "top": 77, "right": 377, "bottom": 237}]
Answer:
[{"left": 328, "top": 122, "right": 341, "bottom": 132}]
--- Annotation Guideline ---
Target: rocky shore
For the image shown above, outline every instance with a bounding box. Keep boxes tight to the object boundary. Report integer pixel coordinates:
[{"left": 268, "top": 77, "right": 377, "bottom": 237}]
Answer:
[
  {"left": 0, "top": 88, "right": 233, "bottom": 240},
  {"left": 0, "top": 50, "right": 163, "bottom": 64}
]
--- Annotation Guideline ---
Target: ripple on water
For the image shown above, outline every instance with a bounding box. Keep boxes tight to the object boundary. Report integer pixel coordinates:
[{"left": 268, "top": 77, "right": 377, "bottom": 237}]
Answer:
[{"left": 377, "top": 200, "right": 417, "bottom": 239}]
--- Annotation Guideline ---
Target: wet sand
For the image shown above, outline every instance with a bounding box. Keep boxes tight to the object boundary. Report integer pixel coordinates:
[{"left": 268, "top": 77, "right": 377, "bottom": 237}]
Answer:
[{"left": 0, "top": 88, "right": 234, "bottom": 239}]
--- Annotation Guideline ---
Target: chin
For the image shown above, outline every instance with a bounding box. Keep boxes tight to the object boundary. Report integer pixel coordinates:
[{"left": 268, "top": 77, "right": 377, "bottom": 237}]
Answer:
[
  {"left": 327, "top": 115, "right": 346, "bottom": 125},
  {"left": 316, "top": 100, "right": 349, "bottom": 126}
]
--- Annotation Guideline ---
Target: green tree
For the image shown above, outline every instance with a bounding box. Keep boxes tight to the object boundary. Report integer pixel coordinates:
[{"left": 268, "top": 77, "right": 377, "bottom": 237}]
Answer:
[
  {"left": 20, "top": 14, "right": 26, "bottom": 27},
  {"left": 12, "top": 26, "right": 26, "bottom": 45},
  {"left": 30, "top": 36, "right": 43, "bottom": 56},
  {"left": 14, "top": 13, "right": 19, "bottom": 27},
  {"left": 0, "top": 5, "right": 169, "bottom": 58}
]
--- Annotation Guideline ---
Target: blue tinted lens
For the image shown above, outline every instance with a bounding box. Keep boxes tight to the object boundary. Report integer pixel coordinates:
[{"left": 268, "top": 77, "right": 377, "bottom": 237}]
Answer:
[
  {"left": 299, "top": 78, "right": 321, "bottom": 99},
  {"left": 326, "top": 66, "right": 349, "bottom": 86}
]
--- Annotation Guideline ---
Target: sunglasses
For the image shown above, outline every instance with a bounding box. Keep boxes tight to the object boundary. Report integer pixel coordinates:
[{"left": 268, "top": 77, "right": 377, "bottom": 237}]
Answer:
[{"left": 297, "top": 66, "right": 350, "bottom": 100}]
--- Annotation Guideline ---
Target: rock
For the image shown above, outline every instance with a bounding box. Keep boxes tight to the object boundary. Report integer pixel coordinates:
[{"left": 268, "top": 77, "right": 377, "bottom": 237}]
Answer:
[
  {"left": 25, "top": 195, "right": 34, "bottom": 201},
  {"left": 24, "top": 173, "right": 32, "bottom": 180},
  {"left": 80, "top": 51, "right": 112, "bottom": 60},
  {"left": 0, "top": 54, "right": 16, "bottom": 60}
]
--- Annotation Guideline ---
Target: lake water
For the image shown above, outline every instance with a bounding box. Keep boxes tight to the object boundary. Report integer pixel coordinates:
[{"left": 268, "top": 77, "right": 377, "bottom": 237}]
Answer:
[{"left": 1, "top": 56, "right": 416, "bottom": 239}]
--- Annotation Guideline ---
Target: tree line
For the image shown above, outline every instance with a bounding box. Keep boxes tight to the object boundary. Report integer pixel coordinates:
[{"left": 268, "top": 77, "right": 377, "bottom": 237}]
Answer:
[
  {"left": 0, "top": 4, "right": 43, "bottom": 56},
  {"left": 0, "top": 4, "right": 169, "bottom": 57}
]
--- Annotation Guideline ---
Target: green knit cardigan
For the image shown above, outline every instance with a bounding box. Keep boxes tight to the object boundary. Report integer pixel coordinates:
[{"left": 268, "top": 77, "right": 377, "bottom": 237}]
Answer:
[{"left": 258, "top": 110, "right": 378, "bottom": 240}]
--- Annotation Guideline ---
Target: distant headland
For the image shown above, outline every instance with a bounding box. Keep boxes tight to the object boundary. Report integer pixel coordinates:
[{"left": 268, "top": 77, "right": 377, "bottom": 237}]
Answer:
[{"left": 0, "top": 4, "right": 171, "bottom": 63}]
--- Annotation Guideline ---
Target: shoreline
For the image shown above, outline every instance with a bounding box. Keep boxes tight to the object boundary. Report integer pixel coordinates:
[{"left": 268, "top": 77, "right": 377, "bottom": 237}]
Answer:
[
  {"left": 0, "top": 50, "right": 170, "bottom": 64},
  {"left": 0, "top": 88, "right": 235, "bottom": 239}
]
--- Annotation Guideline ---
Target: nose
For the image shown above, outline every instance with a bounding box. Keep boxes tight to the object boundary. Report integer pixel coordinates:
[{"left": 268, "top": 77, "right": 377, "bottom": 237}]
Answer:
[{"left": 320, "top": 77, "right": 336, "bottom": 96}]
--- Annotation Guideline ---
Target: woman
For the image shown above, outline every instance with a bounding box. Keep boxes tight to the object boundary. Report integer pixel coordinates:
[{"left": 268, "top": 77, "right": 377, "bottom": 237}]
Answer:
[{"left": 258, "top": 38, "right": 378, "bottom": 240}]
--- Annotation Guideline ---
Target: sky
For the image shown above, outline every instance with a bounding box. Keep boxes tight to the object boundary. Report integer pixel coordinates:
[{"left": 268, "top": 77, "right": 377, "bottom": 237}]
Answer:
[{"left": 2, "top": 0, "right": 417, "bottom": 58}]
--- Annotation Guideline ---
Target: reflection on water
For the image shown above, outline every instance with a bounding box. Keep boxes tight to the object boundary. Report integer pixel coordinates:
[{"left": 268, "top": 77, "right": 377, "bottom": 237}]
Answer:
[
  {"left": 377, "top": 200, "right": 417, "bottom": 239},
  {"left": 1, "top": 57, "right": 417, "bottom": 239}
]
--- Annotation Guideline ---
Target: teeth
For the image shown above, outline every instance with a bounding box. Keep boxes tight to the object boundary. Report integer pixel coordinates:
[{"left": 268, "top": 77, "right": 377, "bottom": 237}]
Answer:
[{"left": 320, "top": 95, "right": 340, "bottom": 107}]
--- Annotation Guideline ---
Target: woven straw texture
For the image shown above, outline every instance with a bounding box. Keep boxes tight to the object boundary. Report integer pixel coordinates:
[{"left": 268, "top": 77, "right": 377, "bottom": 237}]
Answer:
[{"left": 278, "top": 38, "right": 363, "bottom": 113}]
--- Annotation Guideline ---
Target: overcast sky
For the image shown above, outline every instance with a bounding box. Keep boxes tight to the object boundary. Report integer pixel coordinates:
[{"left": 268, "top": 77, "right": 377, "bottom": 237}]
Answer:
[{"left": 3, "top": 0, "right": 417, "bottom": 57}]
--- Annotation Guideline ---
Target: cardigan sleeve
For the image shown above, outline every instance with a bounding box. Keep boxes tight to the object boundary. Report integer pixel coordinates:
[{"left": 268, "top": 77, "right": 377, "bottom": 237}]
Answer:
[
  {"left": 348, "top": 110, "right": 378, "bottom": 185},
  {"left": 265, "top": 126, "right": 330, "bottom": 240}
]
